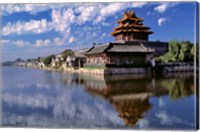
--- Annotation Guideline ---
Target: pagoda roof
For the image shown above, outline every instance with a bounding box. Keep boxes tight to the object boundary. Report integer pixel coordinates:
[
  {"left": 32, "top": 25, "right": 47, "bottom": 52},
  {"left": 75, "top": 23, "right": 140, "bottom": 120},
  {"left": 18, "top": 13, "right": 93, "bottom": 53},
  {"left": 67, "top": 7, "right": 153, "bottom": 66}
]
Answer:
[
  {"left": 114, "top": 23, "right": 150, "bottom": 30},
  {"left": 111, "top": 10, "right": 153, "bottom": 37},
  {"left": 117, "top": 11, "right": 143, "bottom": 23},
  {"left": 111, "top": 28, "right": 153, "bottom": 36}
]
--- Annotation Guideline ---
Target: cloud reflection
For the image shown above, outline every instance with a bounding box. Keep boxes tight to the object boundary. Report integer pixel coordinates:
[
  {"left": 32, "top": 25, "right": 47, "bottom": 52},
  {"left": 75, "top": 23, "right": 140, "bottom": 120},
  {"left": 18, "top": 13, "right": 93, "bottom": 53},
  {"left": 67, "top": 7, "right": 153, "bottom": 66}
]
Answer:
[
  {"left": 137, "top": 119, "right": 149, "bottom": 128},
  {"left": 3, "top": 93, "right": 54, "bottom": 109},
  {"left": 155, "top": 111, "right": 194, "bottom": 127},
  {"left": 2, "top": 84, "right": 124, "bottom": 128}
]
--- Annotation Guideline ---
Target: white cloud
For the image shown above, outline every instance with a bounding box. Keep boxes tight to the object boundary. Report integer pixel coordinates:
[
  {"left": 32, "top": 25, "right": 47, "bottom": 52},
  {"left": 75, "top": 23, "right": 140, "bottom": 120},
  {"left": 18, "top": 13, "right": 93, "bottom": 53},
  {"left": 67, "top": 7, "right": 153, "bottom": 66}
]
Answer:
[
  {"left": 35, "top": 39, "right": 50, "bottom": 47},
  {"left": 2, "top": 2, "right": 150, "bottom": 60},
  {"left": 1, "top": 39, "right": 32, "bottom": 47},
  {"left": 14, "top": 40, "right": 30, "bottom": 47},
  {"left": 158, "top": 17, "right": 167, "bottom": 26},
  {"left": 102, "top": 33, "right": 106, "bottom": 37},
  {"left": 51, "top": 8, "right": 75, "bottom": 34},
  {"left": 54, "top": 37, "right": 65, "bottom": 46},
  {"left": 1, "top": 38, "right": 68, "bottom": 49},
  {"left": 93, "top": 2, "right": 147, "bottom": 24},
  {"left": 154, "top": 3, "right": 178, "bottom": 13},
  {"left": 2, "top": 39, "right": 67, "bottom": 61},
  {"left": 131, "top": 2, "right": 148, "bottom": 8},
  {"left": 0, "top": 39, "right": 11, "bottom": 44},
  {"left": 2, "top": 3, "right": 148, "bottom": 36},
  {"left": 1, "top": 4, "right": 67, "bottom": 15},
  {"left": 1, "top": 3, "right": 148, "bottom": 16},
  {"left": 76, "top": 6, "right": 97, "bottom": 24},
  {"left": 53, "top": 2, "right": 147, "bottom": 25},
  {"left": 100, "top": 3, "right": 125, "bottom": 17},
  {"left": 2, "top": 19, "right": 52, "bottom": 35},
  {"left": 94, "top": 3, "right": 127, "bottom": 23},
  {"left": 68, "top": 36, "right": 75, "bottom": 43},
  {"left": 154, "top": 3, "right": 169, "bottom": 13}
]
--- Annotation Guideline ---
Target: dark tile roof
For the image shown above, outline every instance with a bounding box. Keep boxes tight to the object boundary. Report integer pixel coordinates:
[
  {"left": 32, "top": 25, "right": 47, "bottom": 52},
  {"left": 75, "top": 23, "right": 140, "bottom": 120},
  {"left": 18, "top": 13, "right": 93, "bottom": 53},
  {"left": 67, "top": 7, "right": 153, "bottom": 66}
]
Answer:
[
  {"left": 85, "top": 40, "right": 167, "bottom": 55},
  {"left": 74, "top": 47, "right": 93, "bottom": 57},
  {"left": 86, "top": 43, "right": 110, "bottom": 55},
  {"left": 107, "top": 44, "right": 154, "bottom": 53},
  {"left": 74, "top": 51, "right": 85, "bottom": 58},
  {"left": 75, "top": 47, "right": 92, "bottom": 53}
]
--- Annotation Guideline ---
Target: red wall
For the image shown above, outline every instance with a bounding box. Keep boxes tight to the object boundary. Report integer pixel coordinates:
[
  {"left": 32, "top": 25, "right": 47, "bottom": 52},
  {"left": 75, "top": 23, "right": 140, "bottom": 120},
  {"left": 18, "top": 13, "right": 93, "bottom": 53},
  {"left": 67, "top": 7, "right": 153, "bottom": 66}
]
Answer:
[{"left": 116, "top": 33, "right": 149, "bottom": 41}]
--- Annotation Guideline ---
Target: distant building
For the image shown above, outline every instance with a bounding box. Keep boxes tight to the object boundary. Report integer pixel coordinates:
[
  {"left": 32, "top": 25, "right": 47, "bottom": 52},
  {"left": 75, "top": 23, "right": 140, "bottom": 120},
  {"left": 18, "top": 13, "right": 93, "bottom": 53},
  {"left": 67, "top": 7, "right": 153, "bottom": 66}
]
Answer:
[
  {"left": 85, "top": 11, "right": 168, "bottom": 68},
  {"left": 51, "top": 54, "right": 61, "bottom": 68},
  {"left": 52, "top": 48, "right": 89, "bottom": 69}
]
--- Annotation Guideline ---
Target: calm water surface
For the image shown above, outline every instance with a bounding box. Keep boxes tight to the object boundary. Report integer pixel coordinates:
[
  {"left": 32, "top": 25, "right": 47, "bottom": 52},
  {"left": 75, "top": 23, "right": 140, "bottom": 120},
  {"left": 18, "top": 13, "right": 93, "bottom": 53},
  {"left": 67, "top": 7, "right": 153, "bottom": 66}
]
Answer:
[{"left": 1, "top": 66, "right": 197, "bottom": 129}]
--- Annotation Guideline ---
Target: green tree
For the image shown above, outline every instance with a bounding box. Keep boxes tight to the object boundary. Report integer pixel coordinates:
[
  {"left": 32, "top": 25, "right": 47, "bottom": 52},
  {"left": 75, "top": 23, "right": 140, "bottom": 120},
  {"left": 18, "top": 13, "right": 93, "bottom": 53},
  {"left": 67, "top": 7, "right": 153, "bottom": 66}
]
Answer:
[
  {"left": 191, "top": 45, "right": 195, "bottom": 57},
  {"left": 192, "top": 44, "right": 198, "bottom": 63},
  {"left": 43, "top": 55, "right": 55, "bottom": 66},
  {"left": 178, "top": 42, "right": 190, "bottom": 61},
  {"left": 16, "top": 58, "right": 23, "bottom": 62},
  {"left": 158, "top": 40, "right": 179, "bottom": 63},
  {"left": 158, "top": 40, "right": 194, "bottom": 63},
  {"left": 61, "top": 49, "right": 74, "bottom": 58},
  {"left": 169, "top": 40, "right": 180, "bottom": 60}
]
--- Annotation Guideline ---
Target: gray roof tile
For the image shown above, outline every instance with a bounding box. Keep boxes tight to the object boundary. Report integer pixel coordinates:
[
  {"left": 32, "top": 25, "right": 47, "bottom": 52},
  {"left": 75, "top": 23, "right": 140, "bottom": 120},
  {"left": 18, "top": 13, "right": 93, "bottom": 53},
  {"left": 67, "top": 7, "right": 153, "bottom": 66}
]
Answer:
[
  {"left": 107, "top": 44, "right": 154, "bottom": 53},
  {"left": 86, "top": 40, "right": 167, "bottom": 55},
  {"left": 86, "top": 43, "right": 110, "bottom": 55}
]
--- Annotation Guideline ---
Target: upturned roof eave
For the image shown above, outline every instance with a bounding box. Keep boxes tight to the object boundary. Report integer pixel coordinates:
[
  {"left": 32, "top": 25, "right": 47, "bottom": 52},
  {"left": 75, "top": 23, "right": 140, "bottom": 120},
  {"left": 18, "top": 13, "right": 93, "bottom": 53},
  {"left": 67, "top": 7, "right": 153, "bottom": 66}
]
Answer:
[{"left": 111, "top": 31, "right": 154, "bottom": 36}]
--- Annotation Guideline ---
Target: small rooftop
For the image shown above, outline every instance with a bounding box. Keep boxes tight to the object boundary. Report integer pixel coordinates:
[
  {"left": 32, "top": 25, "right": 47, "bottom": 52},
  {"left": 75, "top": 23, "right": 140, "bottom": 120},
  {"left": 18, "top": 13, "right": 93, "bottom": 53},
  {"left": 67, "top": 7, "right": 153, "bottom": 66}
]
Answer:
[{"left": 86, "top": 43, "right": 110, "bottom": 55}]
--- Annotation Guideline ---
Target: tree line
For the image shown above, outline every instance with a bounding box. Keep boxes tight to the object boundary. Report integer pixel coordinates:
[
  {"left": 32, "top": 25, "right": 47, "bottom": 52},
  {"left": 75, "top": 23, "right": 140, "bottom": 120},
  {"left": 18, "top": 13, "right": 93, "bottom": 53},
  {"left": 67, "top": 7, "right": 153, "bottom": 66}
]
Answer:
[{"left": 157, "top": 40, "right": 196, "bottom": 63}]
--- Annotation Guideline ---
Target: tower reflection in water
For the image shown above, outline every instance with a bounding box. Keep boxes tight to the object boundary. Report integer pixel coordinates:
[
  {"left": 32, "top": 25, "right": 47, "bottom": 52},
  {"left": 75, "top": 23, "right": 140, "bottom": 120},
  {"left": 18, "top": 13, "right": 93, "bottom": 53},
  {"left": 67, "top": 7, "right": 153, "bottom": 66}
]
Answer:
[{"left": 61, "top": 73, "right": 194, "bottom": 127}]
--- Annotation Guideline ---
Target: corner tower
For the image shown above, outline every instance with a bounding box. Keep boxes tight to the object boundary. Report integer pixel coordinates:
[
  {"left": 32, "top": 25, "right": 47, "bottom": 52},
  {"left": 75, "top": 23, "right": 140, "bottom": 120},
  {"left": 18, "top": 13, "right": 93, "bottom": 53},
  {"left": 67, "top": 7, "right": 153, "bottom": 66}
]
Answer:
[{"left": 111, "top": 11, "right": 153, "bottom": 42}]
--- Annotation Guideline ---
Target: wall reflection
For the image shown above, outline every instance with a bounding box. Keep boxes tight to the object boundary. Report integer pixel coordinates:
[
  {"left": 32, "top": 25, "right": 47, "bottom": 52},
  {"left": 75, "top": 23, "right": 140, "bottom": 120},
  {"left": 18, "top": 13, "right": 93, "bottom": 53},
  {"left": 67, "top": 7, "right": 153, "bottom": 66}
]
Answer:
[{"left": 61, "top": 73, "right": 194, "bottom": 126}]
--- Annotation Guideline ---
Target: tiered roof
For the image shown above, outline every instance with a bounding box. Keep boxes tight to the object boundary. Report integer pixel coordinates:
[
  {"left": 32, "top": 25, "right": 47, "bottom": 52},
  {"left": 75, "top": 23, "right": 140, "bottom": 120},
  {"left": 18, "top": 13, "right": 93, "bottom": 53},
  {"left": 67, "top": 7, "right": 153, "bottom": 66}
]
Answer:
[{"left": 111, "top": 11, "right": 153, "bottom": 36}]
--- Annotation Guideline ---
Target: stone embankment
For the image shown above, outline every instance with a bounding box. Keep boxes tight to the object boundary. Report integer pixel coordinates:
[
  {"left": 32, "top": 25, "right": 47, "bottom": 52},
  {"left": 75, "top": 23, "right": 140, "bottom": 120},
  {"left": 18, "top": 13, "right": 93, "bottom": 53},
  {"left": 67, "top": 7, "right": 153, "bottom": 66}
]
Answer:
[{"left": 17, "top": 62, "right": 194, "bottom": 75}]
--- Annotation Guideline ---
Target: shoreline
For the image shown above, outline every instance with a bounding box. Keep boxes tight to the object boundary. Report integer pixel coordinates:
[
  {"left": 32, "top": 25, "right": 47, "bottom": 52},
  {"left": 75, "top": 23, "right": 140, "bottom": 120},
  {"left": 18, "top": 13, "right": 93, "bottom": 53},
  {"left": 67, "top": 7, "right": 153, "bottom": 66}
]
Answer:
[{"left": 14, "top": 63, "right": 195, "bottom": 75}]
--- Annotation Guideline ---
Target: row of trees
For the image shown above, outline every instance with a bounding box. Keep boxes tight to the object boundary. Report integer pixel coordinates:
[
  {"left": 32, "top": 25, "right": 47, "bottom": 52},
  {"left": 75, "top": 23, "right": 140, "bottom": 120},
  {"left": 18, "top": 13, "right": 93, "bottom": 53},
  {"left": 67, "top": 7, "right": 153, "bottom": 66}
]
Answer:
[
  {"left": 43, "top": 49, "right": 74, "bottom": 66},
  {"left": 157, "top": 40, "right": 195, "bottom": 63}
]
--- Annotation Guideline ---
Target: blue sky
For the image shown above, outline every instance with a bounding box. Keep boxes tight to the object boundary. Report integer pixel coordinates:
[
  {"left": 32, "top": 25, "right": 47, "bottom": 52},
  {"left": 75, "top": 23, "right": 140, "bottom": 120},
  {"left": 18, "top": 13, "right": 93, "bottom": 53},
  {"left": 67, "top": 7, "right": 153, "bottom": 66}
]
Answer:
[{"left": 1, "top": 2, "right": 197, "bottom": 61}]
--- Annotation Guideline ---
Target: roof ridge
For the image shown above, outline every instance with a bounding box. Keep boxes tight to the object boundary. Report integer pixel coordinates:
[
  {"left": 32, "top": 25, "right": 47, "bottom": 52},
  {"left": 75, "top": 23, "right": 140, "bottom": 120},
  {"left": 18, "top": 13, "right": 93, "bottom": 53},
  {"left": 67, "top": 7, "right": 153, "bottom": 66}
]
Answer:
[{"left": 94, "top": 43, "right": 110, "bottom": 47}]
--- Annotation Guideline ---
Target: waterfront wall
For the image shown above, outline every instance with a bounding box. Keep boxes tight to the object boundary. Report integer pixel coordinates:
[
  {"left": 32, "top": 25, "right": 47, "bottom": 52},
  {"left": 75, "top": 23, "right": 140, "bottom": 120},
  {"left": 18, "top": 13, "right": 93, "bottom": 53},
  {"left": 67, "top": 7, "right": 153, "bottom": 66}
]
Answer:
[
  {"left": 78, "top": 68, "right": 147, "bottom": 75},
  {"left": 50, "top": 66, "right": 194, "bottom": 75},
  {"left": 17, "top": 62, "right": 194, "bottom": 75},
  {"left": 163, "top": 65, "right": 194, "bottom": 73}
]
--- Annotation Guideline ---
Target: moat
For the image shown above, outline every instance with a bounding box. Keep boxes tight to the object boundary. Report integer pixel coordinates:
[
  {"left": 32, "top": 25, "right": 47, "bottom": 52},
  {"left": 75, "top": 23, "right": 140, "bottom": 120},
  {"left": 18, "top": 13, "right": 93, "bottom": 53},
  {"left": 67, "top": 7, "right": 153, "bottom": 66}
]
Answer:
[{"left": 1, "top": 66, "right": 197, "bottom": 129}]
